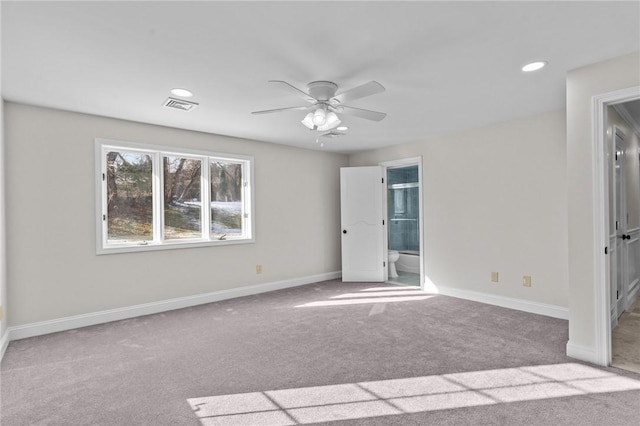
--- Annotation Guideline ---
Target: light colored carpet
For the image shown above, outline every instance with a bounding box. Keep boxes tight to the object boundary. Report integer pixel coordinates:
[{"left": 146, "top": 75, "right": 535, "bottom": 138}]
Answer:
[{"left": 2, "top": 280, "right": 640, "bottom": 425}]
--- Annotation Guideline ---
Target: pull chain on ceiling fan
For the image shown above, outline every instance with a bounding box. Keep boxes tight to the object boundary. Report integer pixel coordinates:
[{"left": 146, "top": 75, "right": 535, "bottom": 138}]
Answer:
[{"left": 252, "top": 80, "right": 386, "bottom": 132}]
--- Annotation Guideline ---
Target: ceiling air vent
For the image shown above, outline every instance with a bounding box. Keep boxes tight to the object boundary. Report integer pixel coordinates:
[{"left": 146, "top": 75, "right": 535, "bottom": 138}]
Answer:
[{"left": 163, "top": 97, "right": 199, "bottom": 111}]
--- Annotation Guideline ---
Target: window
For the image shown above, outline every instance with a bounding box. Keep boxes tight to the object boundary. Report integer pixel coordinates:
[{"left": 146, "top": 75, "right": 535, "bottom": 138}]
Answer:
[{"left": 96, "top": 139, "right": 253, "bottom": 254}]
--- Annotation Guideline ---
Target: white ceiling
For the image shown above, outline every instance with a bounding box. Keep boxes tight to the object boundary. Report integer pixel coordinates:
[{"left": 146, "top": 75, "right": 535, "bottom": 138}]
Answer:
[{"left": 2, "top": 1, "right": 639, "bottom": 153}]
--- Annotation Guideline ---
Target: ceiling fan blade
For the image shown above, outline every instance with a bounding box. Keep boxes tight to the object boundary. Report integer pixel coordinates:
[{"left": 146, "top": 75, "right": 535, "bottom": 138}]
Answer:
[
  {"left": 268, "top": 80, "right": 317, "bottom": 103},
  {"left": 339, "top": 105, "right": 387, "bottom": 121},
  {"left": 332, "top": 81, "right": 385, "bottom": 104},
  {"left": 251, "top": 105, "right": 311, "bottom": 115}
]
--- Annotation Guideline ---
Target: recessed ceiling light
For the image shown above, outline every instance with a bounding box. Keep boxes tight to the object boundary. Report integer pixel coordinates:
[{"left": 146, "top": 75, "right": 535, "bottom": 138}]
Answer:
[
  {"left": 170, "top": 88, "right": 193, "bottom": 98},
  {"left": 337, "top": 126, "right": 348, "bottom": 131},
  {"left": 522, "top": 61, "right": 547, "bottom": 72}
]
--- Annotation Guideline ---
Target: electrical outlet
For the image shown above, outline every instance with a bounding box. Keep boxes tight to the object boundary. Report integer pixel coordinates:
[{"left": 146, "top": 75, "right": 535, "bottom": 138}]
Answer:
[
  {"left": 256, "top": 264, "right": 262, "bottom": 274},
  {"left": 491, "top": 272, "right": 499, "bottom": 283},
  {"left": 523, "top": 275, "right": 532, "bottom": 287}
]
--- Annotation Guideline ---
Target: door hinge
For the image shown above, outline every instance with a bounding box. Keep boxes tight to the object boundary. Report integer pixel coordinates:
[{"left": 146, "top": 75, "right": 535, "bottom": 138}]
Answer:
[
  {"left": 382, "top": 177, "right": 384, "bottom": 184},
  {"left": 383, "top": 261, "right": 386, "bottom": 267},
  {"left": 617, "top": 290, "right": 619, "bottom": 299},
  {"left": 382, "top": 219, "right": 385, "bottom": 225},
  {"left": 103, "top": 214, "right": 106, "bottom": 221},
  {"left": 605, "top": 246, "right": 608, "bottom": 255},
  {"left": 102, "top": 173, "right": 106, "bottom": 181},
  {"left": 616, "top": 221, "right": 619, "bottom": 230}
]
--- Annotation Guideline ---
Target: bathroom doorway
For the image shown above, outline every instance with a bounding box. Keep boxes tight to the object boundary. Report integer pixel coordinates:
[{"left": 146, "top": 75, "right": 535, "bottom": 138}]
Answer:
[{"left": 381, "top": 157, "right": 423, "bottom": 288}]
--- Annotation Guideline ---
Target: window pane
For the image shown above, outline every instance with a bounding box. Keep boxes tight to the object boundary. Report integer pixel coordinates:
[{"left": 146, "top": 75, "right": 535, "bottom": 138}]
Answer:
[
  {"left": 164, "top": 156, "right": 202, "bottom": 240},
  {"left": 106, "top": 150, "right": 153, "bottom": 242},
  {"left": 210, "top": 160, "right": 243, "bottom": 239}
]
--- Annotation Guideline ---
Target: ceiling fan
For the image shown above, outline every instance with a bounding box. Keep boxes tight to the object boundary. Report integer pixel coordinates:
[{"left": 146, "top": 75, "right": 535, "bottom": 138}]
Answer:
[{"left": 252, "top": 80, "right": 386, "bottom": 132}]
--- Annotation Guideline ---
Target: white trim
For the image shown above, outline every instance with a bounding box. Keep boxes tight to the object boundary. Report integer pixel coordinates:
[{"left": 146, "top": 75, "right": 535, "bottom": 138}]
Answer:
[
  {"left": 566, "top": 341, "right": 598, "bottom": 364},
  {"left": 591, "top": 86, "right": 640, "bottom": 367},
  {"left": 0, "top": 329, "right": 9, "bottom": 360},
  {"left": 435, "top": 285, "right": 568, "bottom": 320},
  {"left": 6, "top": 271, "right": 341, "bottom": 342}
]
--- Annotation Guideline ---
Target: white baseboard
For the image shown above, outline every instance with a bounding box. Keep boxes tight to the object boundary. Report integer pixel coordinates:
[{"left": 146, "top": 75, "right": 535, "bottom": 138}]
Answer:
[
  {"left": 0, "top": 329, "right": 9, "bottom": 361},
  {"left": 7, "top": 271, "right": 341, "bottom": 343},
  {"left": 435, "top": 286, "right": 569, "bottom": 320},
  {"left": 566, "top": 341, "right": 600, "bottom": 365}
]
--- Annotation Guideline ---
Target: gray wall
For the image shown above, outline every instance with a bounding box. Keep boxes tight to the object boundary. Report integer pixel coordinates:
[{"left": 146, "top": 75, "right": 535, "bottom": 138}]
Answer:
[
  {"left": 566, "top": 51, "right": 640, "bottom": 354},
  {"left": 4, "top": 103, "right": 348, "bottom": 326},
  {"left": 350, "top": 109, "right": 569, "bottom": 308}
]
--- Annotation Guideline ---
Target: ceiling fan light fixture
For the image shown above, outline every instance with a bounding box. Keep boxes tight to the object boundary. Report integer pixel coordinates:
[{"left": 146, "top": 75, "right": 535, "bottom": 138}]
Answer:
[
  {"left": 316, "top": 119, "right": 341, "bottom": 132},
  {"left": 316, "top": 112, "right": 341, "bottom": 131},
  {"left": 313, "top": 108, "right": 327, "bottom": 126},
  {"left": 301, "top": 112, "right": 315, "bottom": 130}
]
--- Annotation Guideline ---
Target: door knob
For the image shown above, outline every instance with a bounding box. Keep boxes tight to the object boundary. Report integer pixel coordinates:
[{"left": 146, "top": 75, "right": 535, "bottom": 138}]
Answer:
[
  {"left": 624, "top": 234, "right": 631, "bottom": 240},
  {"left": 343, "top": 230, "right": 347, "bottom": 234}
]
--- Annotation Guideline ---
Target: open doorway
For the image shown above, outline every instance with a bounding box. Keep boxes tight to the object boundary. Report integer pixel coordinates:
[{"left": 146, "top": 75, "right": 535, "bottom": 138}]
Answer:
[
  {"left": 608, "top": 100, "right": 640, "bottom": 373},
  {"left": 380, "top": 157, "right": 424, "bottom": 289},
  {"left": 593, "top": 88, "right": 640, "bottom": 370}
]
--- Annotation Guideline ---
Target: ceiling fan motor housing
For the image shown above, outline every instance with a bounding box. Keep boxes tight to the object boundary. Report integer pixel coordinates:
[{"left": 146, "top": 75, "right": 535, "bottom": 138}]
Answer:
[{"left": 307, "top": 81, "right": 339, "bottom": 101}]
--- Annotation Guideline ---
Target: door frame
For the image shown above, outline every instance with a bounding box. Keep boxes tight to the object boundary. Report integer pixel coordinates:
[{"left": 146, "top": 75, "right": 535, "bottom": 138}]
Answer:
[
  {"left": 593, "top": 86, "right": 640, "bottom": 366},
  {"left": 379, "top": 157, "right": 424, "bottom": 289}
]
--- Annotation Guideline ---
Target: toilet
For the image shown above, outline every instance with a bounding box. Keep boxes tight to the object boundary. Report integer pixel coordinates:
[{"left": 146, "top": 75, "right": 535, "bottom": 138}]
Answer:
[{"left": 388, "top": 250, "right": 400, "bottom": 278}]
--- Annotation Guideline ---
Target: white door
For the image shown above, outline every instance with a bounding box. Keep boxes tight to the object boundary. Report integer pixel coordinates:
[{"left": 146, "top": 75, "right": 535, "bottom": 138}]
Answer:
[
  {"left": 340, "top": 166, "right": 384, "bottom": 282},
  {"left": 612, "top": 130, "right": 629, "bottom": 319}
]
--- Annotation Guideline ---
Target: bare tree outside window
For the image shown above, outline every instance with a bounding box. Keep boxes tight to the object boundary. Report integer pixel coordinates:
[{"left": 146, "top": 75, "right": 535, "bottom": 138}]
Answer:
[
  {"left": 106, "top": 150, "right": 153, "bottom": 242},
  {"left": 211, "top": 161, "right": 243, "bottom": 239},
  {"left": 98, "top": 139, "right": 253, "bottom": 253},
  {"left": 163, "top": 156, "right": 202, "bottom": 239}
]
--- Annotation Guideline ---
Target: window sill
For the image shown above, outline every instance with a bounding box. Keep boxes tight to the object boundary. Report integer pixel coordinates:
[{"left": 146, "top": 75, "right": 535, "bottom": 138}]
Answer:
[{"left": 96, "top": 237, "right": 255, "bottom": 255}]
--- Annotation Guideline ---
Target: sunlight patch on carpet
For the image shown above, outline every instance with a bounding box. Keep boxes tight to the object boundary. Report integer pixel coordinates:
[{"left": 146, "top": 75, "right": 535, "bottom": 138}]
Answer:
[
  {"left": 295, "top": 295, "right": 433, "bottom": 307},
  {"left": 295, "top": 285, "right": 432, "bottom": 307},
  {"left": 187, "top": 363, "right": 640, "bottom": 425}
]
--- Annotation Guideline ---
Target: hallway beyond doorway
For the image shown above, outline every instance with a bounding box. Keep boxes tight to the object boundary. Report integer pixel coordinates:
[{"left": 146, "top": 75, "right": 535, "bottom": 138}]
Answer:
[{"left": 612, "top": 296, "right": 640, "bottom": 374}]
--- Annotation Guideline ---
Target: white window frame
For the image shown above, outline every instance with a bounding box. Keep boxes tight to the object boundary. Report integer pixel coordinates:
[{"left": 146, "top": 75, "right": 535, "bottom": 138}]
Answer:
[{"left": 95, "top": 138, "right": 254, "bottom": 254}]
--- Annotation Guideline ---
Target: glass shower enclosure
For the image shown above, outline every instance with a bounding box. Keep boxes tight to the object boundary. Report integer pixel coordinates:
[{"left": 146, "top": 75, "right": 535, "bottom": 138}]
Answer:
[{"left": 387, "top": 166, "right": 420, "bottom": 253}]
